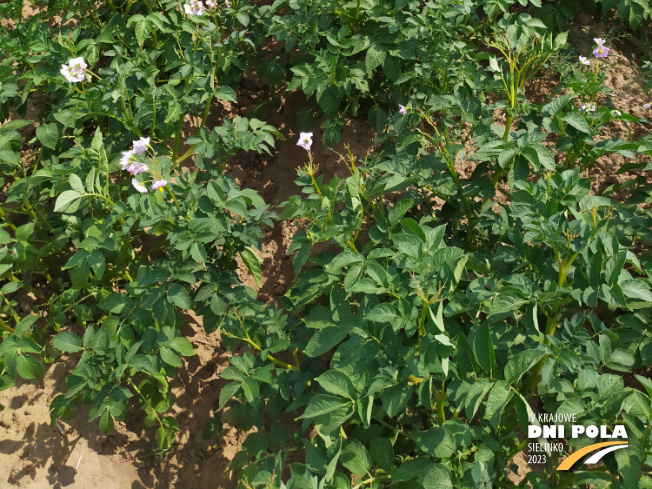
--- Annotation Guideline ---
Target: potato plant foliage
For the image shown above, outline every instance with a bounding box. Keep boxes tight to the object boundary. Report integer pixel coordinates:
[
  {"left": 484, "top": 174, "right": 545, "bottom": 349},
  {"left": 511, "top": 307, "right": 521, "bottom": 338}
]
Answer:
[{"left": 1, "top": 0, "right": 652, "bottom": 487}]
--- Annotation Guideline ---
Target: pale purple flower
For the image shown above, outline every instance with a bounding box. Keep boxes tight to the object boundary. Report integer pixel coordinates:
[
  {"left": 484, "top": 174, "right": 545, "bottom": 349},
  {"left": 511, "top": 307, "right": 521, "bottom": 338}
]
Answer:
[
  {"left": 643, "top": 103, "right": 651, "bottom": 109},
  {"left": 120, "top": 150, "right": 148, "bottom": 175},
  {"left": 611, "top": 109, "right": 622, "bottom": 117},
  {"left": 579, "top": 56, "right": 590, "bottom": 66},
  {"left": 119, "top": 150, "right": 134, "bottom": 169},
  {"left": 206, "top": 0, "right": 216, "bottom": 6},
  {"left": 152, "top": 179, "right": 167, "bottom": 191},
  {"left": 398, "top": 104, "right": 407, "bottom": 115},
  {"left": 580, "top": 103, "right": 596, "bottom": 113},
  {"left": 594, "top": 38, "right": 606, "bottom": 46},
  {"left": 69, "top": 57, "right": 87, "bottom": 71},
  {"left": 184, "top": 0, "right": 205, "bottom": 15},
  {"left": 225, "top": 0, "right": 231, "bottom": 6},
  {"left": 127, "top": 162, "right": 149, "bottom": 175},
  {"left": 593, "top": 45, "right": 609, "bottom": 58},
  {"left": 132, "top": 179, "right": 148, "bottom": 193},
  {"left": 297, "top": 132, "right": 313, "bottom": 152},
  {"left": 60, "top": 57, "right": 87, "bottom": 83},
  {"left": 132, "top": 136, "right": 150, "bottom": 155}
]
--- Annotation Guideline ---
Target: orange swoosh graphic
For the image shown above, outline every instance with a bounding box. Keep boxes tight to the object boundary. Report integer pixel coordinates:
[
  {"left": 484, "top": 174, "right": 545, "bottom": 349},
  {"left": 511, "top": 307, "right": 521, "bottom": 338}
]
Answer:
[{"left": 557, "top": 441, "right": 628, "bottom": 471}]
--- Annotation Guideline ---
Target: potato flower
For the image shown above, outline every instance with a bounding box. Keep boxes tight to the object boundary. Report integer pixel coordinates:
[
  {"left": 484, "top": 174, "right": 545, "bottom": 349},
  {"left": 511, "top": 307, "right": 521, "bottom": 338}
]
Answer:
[
  {"left": 132, "top": 179, "right": 148, "bottom": 193},
  {"left": 60, "top": 57, "right": 89, "bottom": 83},
  {"left": 184, "top": 0, "right": 206, "bottom": 15},
  {"left": 297, "top": 132, "right": 313, "bottom": 152},
  {"left": 152, "top": 179, "right": 167, "bottom": 191}
]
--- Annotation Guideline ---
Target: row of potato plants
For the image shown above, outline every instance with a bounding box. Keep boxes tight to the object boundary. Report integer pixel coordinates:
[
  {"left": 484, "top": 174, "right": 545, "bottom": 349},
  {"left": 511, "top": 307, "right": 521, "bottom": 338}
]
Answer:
[
  {"left": 0, "top": 0, "right": 651, "bottom": 487},
  {"left": 220, "top": 21, "right": 652, "bottom": 488}
]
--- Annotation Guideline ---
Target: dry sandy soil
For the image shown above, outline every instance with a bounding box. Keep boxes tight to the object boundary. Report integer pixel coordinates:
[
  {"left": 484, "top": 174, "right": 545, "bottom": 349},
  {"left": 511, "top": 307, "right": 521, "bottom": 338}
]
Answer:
[{"left": 1, "top": 7, "right": 651, "bottom": 489}]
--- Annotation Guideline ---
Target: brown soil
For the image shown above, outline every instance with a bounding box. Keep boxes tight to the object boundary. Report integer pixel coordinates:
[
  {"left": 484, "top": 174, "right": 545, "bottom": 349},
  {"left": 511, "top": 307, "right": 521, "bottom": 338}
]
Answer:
[{"left": 1, "top": 6, "right": 651, "bottom": 489}]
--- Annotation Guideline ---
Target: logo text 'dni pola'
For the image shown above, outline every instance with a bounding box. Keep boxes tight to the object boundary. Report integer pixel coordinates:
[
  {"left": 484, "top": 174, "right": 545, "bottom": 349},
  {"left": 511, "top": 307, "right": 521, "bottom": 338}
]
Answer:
[{"left": 528, "top": 413, "right": 628, "bottom": 471}]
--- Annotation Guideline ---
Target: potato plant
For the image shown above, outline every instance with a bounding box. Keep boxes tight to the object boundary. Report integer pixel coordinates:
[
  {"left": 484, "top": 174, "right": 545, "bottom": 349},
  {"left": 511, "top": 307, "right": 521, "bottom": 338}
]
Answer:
[{"left": 1, "top": 0, "right": 652, "bottom": 487}]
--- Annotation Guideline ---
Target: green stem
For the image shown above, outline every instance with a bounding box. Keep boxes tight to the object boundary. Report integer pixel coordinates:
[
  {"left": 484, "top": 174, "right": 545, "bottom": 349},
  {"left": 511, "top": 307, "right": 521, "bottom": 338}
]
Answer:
[
  {"left": 436, "top": 388, "right": 446, "bottom": 424},
  {"left": 166, "top": 186, "right": 180, "bottom": 211},
  {"left": 0, "top": 317, "right": 15, "bottom": 333},
  {"left": 505, "top": 438, "right": 528, "bottom": 462},
  {"left": 221, "top": 330, "right": 300, "bottom": 371},
  {"left": 128, "top": 378, "right": 164, "bottom": 427},
  {"left": 0, "top": 206, "right": 18, "bottom": 232},
  {"left": 172, "top": 118, "right": 183, "bottom": 163},
  {"left": 173, "top": 146, "right": 196, "bottom": 168}
]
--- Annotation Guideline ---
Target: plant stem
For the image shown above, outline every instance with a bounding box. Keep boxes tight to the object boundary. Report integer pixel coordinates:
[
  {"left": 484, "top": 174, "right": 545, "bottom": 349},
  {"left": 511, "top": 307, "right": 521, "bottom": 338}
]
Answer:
[
  {"left": 0, "top": 317, "right": 15, "bottom": 333},
  {"left": 221, "top": 330, "right": 299, "bottom": 371},
  {"left": 0, "top": 206, "right": 18, "bottom": 232}
]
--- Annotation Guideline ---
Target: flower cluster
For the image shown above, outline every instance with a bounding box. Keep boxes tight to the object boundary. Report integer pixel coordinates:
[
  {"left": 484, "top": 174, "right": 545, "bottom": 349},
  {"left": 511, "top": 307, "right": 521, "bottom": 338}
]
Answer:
[
  {"left": 579, "top": 38, "right": 609, "bottom": 67},
  {"left": 119, "top": 137, "right": 167, "bottom": 192},
  {"left": 183, "top": 0, "right": 229, "bottom": 15},
  {"left": 297, "top": 132, "right": 313, "bottom": 152},
  {"left": 580, "top": 103, "right": 596, "bottom": 112},
  {"left": 593, "top": 38, "right": 609, "bottom": 58},
  {"left": 60, "top": 57, "right": 90, "bottom": 83},
  {"left": 120, "top": 137, "right": 150, "bottom": 175},
  {"left": 184, "top": 0, "right": 206, "bottom": 15}
]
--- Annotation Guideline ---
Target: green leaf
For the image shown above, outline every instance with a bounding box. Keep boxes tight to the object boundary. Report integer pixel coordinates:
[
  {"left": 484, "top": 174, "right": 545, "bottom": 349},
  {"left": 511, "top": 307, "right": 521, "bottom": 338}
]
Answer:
[
  {"left": 134, "top": 18, "right": 151, "bottom": 45},
  {"left": 365, "top": 44, "right": 386, "bottom": 73},
  {"left": 236, "top": 10, "right": 250, "bottom": 27},
  {"left": 15, "top": 314, "right": 39, "bottom": 336},
  {"left": 99, "top": 410, "right": 115, "bottom": 433},
  {"left": 52, "top": 332, "right": 83, "bottom": 353},
  {"left": 484, "top": 381, "right": 514, "bottom": 430},
  {"left": 388, "top": 198, "right": 413, "bottom": 226},
  {"left": 563, "top": 112, "right": 591, "bottom": 134},
  {"left": 298, "top": 394, "right": 348, "bottom": 419},
  {"left": 242, "top": 432, "right": 268, "bottom": 458},
  {"left": 155, "top": 426, "right": 176, "bottom": 451},
  {"left": 365, "top": 303, "right": 399, "bottom": 323},
  {"left": 615, "top": 442, "right": 643, "bottom": 486},
  {"left": 489, "top": 292, "right": 528, "bottom": 319},
  {"left": 369, "top": 437, "right": 394, "bottom": 470},
  {"left": 242, "top": 377, "right": 259, "bottom": 404},
  {"left": 410, "top": 427, "right": 455, "bottom": 458},
  {"left": 54, "top": 190, "right": 83, "bottom": 213},
  {"left": 304, "top": 327, "right": 348, "bottom": 358},
  {"left": 382, "top": 384, "right": 411, "bottom": 418},
  {"left": 504, "top": 350, "right": 545, "bottom": 384},
  {"left": 240, "top": 247, "right": 263, "bottom": 287},
  {"left": 341, "top": 440, "right": 371, "bottom": 477},
  {"left": 315, "top": 370, "right": 356, "bottom": 399},
  {"left": 98, "top": 293, "right": 133, "bottom": 314},
  {"left": 16, "top": 354, "right": 44, "bottom": 379},
  {"left": 470, "top": 325, "right": 496, "bottom": 374},
  {"left": 620, "top": 279, "right": 652, "bottom": 302},
  {"left": 69, "top": 174, "right": 85, "bottom": 194},
  {"left": 167, "top": 284, "right": 192, "bottom": 309},
  {"left": 168, "top": 337, "right": 195, "bottom": 357},
  {"left": 36, "top": 123, "right": 59, "bottom": 149},
  {"left": 540, "top": 93, "right": 574, "bottom": 118},
  {"left": 422, "top": 464, "right": 454, "bottom": 489},
  {"left": 218, "top": 382, "right": 241, "bottom": 410},
  {"left": 521, "top": 144, "right": 556, "bottom": 170},
  {"left": 159, "top": 346, "right": 182, "bottom": 367}
]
